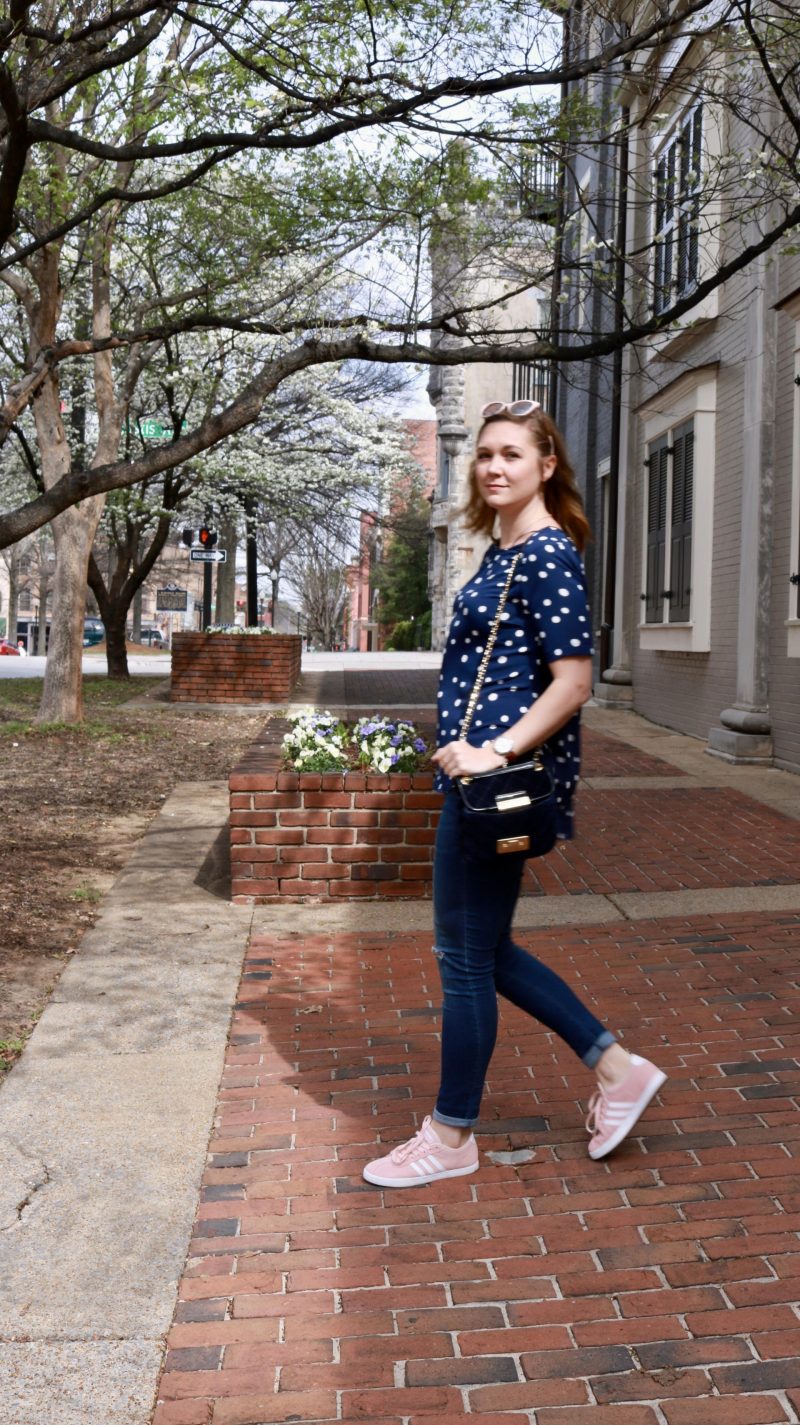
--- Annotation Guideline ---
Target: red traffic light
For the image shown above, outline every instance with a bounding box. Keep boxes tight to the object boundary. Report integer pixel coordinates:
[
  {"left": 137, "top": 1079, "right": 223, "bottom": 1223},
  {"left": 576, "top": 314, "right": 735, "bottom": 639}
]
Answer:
[{"left": 198, "top": 526, "right": 218, "bottom": 548}]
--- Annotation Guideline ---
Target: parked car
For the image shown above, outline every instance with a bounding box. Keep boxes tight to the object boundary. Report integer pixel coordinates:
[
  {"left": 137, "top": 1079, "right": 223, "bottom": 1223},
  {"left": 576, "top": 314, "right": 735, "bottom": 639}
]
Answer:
[
  {"left": 83, "top": 618, "right": 105, "bottom": 647},
  {"left": 137, "top": 627, "right": 169, "bottom": 649},
  {"left": 0, "top": 637, "right": 20, "bottom": 655}
]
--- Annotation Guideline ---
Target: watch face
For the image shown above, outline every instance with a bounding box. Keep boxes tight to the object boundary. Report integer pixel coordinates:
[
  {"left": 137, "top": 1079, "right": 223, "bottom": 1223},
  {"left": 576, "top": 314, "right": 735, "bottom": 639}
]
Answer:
[{"left": 494, "top": 736, "right": 514, "bottom": 755}]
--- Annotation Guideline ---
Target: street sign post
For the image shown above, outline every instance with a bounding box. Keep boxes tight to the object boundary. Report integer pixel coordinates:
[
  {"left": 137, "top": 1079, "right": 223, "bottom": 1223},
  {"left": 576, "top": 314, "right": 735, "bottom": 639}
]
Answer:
[
  {"left": 186, "top": 546, "right": 226, "bottom": 628},
  {"left": 190, "top": 548, "right": 227, "bottom": 563}
]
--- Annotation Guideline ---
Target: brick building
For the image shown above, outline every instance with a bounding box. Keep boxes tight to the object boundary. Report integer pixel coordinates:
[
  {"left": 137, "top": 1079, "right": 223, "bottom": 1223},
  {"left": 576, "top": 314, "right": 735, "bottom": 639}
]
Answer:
[{"left": 343, "top": 419, "right": 437, "bottom": 651}]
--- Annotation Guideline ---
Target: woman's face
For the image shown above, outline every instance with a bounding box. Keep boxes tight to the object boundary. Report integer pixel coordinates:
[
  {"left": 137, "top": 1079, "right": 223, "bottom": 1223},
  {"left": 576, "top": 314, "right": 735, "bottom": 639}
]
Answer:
[{"left": 474, "top": 419, "right": 554, "bottom": 516}]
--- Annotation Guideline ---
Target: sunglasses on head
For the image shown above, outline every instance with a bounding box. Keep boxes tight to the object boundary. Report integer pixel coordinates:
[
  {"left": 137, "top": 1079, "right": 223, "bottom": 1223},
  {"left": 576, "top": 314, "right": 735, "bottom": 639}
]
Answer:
[{"left": 479, "top": 399, "right": 542, "bottom": 420}]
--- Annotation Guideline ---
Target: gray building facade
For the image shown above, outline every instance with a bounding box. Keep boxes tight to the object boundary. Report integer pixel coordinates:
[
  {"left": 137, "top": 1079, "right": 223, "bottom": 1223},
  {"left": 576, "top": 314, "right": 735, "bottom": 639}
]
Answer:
[{"left": 554, "top": 5, "right": 800, "bottom": 773}]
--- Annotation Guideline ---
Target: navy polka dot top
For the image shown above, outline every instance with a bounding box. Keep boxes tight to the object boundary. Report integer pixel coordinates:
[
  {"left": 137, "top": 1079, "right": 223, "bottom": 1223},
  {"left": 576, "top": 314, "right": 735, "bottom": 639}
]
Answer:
[{"left": 436, "top": 527, "right": 594, "bottom": 840}]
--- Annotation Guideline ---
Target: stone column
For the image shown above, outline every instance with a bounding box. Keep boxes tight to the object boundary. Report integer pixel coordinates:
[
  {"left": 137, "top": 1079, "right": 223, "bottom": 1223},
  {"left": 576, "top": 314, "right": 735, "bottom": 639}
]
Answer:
[
  {"left": 429, "top": 357, "right": 468, "bottom": 647},
  {"left": 708, "top": 252, "right": 775, "bottom": 763},
  {"left": 594, "top": 344, "right": 635, "bottom": 709}
]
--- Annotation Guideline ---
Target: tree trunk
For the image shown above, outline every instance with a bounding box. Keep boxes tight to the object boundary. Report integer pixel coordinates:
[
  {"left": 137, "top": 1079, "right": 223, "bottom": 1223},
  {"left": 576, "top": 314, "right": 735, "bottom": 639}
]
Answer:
[
  {"left": 88, "top": 511, "right": 174, "bottom": 682},
  {"left": 7, "top": 548, "right": 19, "bottom": 642},
  {"left": 103, "top": 600, "right": 130, "bottom": 679},
  {"left": 36, "top": 528, "right": 49, "bottom": 653},
  {"left": 132, "top": 584, "right": 142, "bottom": 643},
  {"left": 215, "top": 515, "right": 237, "bottom": 624},
  {"left": 87, "top": 548, "right": 129, "bottom": 681},
  {"left": 37, "top": 495, "right": 105, "bottom": 721}
]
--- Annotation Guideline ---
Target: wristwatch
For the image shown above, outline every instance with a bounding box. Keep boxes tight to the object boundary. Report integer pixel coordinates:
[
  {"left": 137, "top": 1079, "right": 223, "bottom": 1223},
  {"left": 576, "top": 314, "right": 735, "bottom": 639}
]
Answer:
[{"left": 491, "top": 735, "right": 516, "bottom": 761}]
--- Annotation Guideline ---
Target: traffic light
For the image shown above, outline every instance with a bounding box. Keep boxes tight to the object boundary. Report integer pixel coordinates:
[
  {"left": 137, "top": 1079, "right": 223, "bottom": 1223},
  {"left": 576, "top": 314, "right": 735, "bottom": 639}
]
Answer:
[
  {"left": 181, "top": 528, "right": 194, "bottom": 547},
  {"left": 198, "top": 525, "right": 218, "bottom": 548}
]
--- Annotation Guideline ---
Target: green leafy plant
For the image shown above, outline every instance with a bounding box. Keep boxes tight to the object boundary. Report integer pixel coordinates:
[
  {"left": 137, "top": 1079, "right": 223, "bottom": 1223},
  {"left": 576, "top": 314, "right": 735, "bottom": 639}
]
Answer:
[
  {"left": 69, "top": 884, "right": 103, "bottom": 904},
  {"left": 281, "top": 709, "right": 350, "bottom": 771},
  {"left": 204, "top": 625, "right": 279, "bottom": 635},
  {"left": 282, "top": 711, "right": 428, "bottom": 774},
  {"left": 353, "top": 717, "right": 428, "bottom": 774}
]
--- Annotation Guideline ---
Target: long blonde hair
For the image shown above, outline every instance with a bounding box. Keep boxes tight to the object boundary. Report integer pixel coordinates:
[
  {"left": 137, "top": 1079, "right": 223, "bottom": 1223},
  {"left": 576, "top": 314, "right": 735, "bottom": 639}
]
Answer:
[{"left": 461, "top": 409, "right": 591, "bottom": 554}]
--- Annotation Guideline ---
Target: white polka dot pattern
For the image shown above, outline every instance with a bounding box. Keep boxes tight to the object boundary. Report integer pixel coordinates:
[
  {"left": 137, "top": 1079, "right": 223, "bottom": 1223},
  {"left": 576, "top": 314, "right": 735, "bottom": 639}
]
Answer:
[{"left": 435, "top": 528, "right": 594, "bottom": 839}]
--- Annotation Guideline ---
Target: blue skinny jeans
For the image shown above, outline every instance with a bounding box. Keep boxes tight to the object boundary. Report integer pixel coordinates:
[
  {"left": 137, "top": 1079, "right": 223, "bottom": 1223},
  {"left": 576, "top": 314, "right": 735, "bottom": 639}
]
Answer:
[{"left": 432, "top": 790, "right": 615, "bottom": 1128}]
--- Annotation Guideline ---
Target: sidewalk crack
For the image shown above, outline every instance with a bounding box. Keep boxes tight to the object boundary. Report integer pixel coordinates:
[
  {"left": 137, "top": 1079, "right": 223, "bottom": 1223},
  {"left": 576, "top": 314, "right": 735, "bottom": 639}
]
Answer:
[{"left": 1, "top": 1160, "right": 52, "bottom": 1231}]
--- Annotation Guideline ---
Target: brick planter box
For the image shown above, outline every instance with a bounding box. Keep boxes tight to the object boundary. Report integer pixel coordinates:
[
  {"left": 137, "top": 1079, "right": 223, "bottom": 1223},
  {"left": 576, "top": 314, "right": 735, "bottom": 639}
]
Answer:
[
  {"left": 170, "top": 632, "right": 301, "bottom": 704},
  {"left": 229, "top": 723, "right": 439, "bottom": 902}
]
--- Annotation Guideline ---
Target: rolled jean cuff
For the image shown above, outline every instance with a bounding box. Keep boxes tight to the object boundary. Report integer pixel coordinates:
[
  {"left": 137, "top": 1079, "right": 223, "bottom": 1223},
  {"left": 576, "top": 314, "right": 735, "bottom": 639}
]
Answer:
[
  {"left": 432, "top": 1108, "right": 476, "bottom": 1130},
  {"left": 581, "top": 1029, "right": 617, "bottom": 1069}
]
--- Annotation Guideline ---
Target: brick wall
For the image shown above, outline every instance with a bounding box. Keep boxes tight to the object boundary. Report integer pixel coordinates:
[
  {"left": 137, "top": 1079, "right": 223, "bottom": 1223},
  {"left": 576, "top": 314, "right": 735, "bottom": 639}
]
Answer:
[
  {"left": 229, "top": 724, "right": 439, "bottom": 902},
  {"left": 170, "top": 633, "right": 301, "bottom": 704}
]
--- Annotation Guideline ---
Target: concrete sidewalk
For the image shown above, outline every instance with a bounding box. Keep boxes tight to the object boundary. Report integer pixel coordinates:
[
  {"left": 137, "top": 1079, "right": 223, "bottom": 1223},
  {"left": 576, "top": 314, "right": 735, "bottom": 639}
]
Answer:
[
  {"left": 0, "top": 784, "right": 254, "bottom": 1424},
  {"left": 2, "top": 708, "right": 800, "bottom": 1424}
]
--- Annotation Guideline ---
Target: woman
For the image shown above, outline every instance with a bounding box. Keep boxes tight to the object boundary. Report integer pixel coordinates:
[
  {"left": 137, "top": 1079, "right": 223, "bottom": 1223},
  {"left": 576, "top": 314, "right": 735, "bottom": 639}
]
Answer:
[{"left": 363, "top": 399, "right": 666, "bottom": 1189}]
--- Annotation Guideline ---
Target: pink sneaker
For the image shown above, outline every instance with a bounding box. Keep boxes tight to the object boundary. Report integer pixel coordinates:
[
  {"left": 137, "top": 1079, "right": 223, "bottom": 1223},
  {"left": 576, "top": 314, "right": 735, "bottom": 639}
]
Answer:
[
  {"left": 363, "top": 1116, "right": 479, "bottom": 1188},
  {"left": 586, "top": 1054, "right": 667, "bottom": 1160}
]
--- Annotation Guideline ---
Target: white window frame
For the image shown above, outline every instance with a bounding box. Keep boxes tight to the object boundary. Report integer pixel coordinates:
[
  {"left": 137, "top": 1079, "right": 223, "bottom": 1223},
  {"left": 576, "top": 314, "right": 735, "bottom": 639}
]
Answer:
[
  {"left": 640, "top": 84, "right": 724, "bottom": 357},
  {"left": 597, "top": 457, "right": 611, "bottom": 609},
  {"left": 637, "top": 366, "right": 718, "bottom": 652},
  {"left": 575, "top": 170, "right": 592, "bottom": 330},
  {"left": 783, "top": 294, "right": 800, "bottom": 657},
  {"left": 653, "top": 101, "right": 703, "bottom": 317}
]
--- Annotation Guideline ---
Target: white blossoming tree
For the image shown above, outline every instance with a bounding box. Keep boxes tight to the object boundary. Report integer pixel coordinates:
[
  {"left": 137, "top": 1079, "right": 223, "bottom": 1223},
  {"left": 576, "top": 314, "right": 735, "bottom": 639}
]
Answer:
[{"left": 0, "top": 2, "right": 798, "bottom": 720}]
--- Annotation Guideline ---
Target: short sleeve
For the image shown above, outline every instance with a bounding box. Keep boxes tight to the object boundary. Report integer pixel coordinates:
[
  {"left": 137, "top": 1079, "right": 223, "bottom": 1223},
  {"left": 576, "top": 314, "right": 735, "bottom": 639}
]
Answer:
[{"left": 522, "top": 540, "right": 594, "bottom": 664}]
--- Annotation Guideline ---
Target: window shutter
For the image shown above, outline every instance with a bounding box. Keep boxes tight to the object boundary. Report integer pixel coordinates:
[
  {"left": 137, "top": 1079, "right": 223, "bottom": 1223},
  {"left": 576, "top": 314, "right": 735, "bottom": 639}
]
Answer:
[
  {"left": 688, "top": 106, "right": 702, "bottom": 285},
  {"left": 677, "top": 106, "right": 702, "bottom": 294},
  {"left": 654, "top": 144, "right": 676, "bottom": 315},
  {"left": 669, "top": 421, "right": 694, "bottom": 622},
  {"left": 646, "top": 438, "right": 668, "bottom": 623}
]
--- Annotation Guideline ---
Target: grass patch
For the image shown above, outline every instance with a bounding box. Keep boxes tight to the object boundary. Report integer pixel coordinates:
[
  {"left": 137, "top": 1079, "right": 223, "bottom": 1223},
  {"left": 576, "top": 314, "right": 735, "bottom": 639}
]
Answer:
[
  {"left": 69, "top": 883, "right": 103, "bottom": 904},
  {"left": 0, "top": 674, "right": 162, "bottom": 716},
  {"left": 0, "top": 1038, "right": 26, "bottom": 1073},
  {"left": 0, "top": 717, "right": 141, "bottom": 742}
]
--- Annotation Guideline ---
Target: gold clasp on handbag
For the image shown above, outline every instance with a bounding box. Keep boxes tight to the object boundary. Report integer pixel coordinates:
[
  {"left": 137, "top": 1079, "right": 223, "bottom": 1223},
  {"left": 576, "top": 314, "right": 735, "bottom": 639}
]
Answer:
[
  {"left": 497, "top": 834, "right": 531, "bottom": 854},
  {"left": 495, "top": 791, "right": 532, "bottom": 811}
]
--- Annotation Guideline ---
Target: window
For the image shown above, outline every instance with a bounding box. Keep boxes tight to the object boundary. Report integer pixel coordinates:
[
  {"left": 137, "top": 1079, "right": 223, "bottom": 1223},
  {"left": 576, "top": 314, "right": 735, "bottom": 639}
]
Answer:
[
  {"left": 437, "top": 445, "right": 452, "bottom": 500},
  {"left": 18, "top": 588, "right": 32, "bottom": 612},
  {"left": 566, "top": 172, "right": 593, "bottom": 330},
  {"left": 597, "top": 457, "right": 611, "bottom": 606},
  {"left": 519, "top": 151, "right": 558, "bottom": 223},
  {"left": 638, "top": 366, "right": 717, "bottom": 653},
  {"left": 654, "top": 104, "right": 702, "bottom": 315},
  {"left": 645, "top": 420, "right": 694, "bottom": 624},
  {"left": 784, "top": 294, "right": 800, "bottom": 657},
  {"left": 512, "top": 360, "right": 550, "bottom": 407}
]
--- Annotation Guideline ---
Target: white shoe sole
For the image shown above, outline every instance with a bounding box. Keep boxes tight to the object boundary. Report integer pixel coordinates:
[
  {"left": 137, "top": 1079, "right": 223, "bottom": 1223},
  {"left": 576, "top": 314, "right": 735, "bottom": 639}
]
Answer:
[
  {"left": 362, "top": 1159, "right": 479, "bottom": 1188},
  {"left": 588, "top": 1069, "right": 668, "bottom": 1160}
]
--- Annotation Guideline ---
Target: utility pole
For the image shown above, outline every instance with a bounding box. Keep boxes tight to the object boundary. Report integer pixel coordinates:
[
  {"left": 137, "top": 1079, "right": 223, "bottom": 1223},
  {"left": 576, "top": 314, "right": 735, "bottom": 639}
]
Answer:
[
  {"left": 244, "top": 493, "right": 258, "bottom": 626},
  {"left": 202, "top": 563, "right": 212, "bottom": 630}
]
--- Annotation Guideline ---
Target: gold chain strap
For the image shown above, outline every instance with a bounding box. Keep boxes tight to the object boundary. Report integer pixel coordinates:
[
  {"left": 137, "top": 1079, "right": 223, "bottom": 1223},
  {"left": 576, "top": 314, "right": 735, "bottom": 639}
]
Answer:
[{"left": 458, "top": 552, "right": 522, "bottom": 742}]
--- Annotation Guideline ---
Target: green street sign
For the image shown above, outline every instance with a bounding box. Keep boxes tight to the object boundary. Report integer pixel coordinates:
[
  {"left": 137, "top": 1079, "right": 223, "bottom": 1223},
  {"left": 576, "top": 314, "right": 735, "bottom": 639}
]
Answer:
[{"left": 137, "top": 418, "right": 188, "bottom": 441}]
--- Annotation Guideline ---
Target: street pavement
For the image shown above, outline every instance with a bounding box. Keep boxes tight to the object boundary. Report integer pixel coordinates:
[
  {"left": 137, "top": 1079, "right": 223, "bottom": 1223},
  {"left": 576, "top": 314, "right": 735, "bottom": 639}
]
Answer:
[
  {"left": 0, "top": 652, "right": 173, "bottom": 678},
  {"left": 1, "top": 686, "right": 800, "bottom": 1425},
  {"left": 0, "top": 649, "right": 442, "bottom": 681}
]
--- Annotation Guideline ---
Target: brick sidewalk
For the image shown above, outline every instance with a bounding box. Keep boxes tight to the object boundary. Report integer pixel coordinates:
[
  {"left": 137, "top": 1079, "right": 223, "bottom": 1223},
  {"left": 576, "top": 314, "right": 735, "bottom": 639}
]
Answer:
[
  {"left": 525, "top": 787, "right": 800, "bottom": 897},
  {"left": 154, "top": 887, "right": 800, "bottom": 1423},
  {"left": 152, "top": 715, "right": 800, "bottom": 1425}
]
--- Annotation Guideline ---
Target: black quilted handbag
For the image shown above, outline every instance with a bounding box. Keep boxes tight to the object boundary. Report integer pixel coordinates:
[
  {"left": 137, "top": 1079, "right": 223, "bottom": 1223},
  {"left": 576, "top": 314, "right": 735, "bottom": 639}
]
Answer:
[
  {"left": 455, "top": 551, "right": 558, "bottom": 862},
  {"left": 456, "top": 755, "right": 557, "bottom": 861}
]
